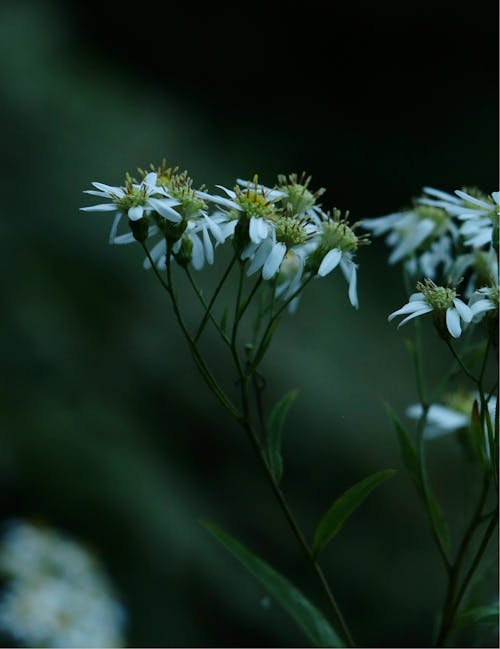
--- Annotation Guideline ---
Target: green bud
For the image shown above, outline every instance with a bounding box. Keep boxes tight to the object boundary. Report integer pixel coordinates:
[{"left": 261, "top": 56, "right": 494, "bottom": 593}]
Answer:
[
  {"left": 129, "top": 218, "right": 149, "bottom": 243},
  {"left": 174, "top": 235, "right": 193, "bottom": 268}
]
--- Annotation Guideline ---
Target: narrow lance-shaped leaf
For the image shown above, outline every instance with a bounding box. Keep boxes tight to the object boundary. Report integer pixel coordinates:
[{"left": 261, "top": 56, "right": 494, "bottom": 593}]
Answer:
[
  {"left": 313, "top": 469, "right": 396, "bottom": 558},
  {"left": 384, "top": 401, "right": 421, "bottom": 492},
  {"left": 201, "top": 519, "right": 344, "bottom": 648},
  {"left": 452, "top": 604, "right": 500, "bottom": 632},
  {"left": 267, "top": 389, "right": 298, "bottom": 483},
  {"left": 384, "top": 402, "right": 451, "bottom": 558}
]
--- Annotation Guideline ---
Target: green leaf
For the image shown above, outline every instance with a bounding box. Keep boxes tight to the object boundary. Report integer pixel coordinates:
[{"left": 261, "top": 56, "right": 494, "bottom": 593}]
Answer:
[
  {"left": 383, "top": 402, "right": 421, "bottom": 491},
  {"left": 426, "top": 490, "right": 451, "bottom": 557},
  {"left": 267, "top": 389, "right": 298, "bottom": 483},
  {"left": 383, "top": 403, "right": 451, "bottom": 558},
  {"left": 452, "top": 604, "right": 499, "bottom": 632},
  {"left": 201, "top": 519, "right": 343, "bottom": 648},
  {"left": 313, "top": 469, "right": 396, "bottom": 557}
]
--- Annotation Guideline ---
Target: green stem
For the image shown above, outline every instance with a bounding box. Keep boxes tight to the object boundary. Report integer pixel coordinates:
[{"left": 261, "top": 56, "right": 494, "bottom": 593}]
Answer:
[
  {"left": 142, "top": 243, "right": 241, "bottom": 421},
  {"left": 184, "top": 267, "right": 231, "bottom": 347},
  {"left": 249, "top": 275, "right": 313, "bottom": 375},
  {"left": 238, "top": 391, "right": 356, "bottom": 648},
  {"left": 416, "top": 406, "right": 451, "bottom": 571},
  {"left": 436, "top": 502, "right": 498, "bottom": 647},
  {"left": 194, "top": 254, "right": 237, "bottom": 342},
  {"left": 445, "top": 341, "right": 479, "bottom": 385}
]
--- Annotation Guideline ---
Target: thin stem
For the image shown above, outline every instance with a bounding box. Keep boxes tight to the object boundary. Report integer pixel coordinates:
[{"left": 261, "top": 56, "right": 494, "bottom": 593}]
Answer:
[
  {"left": 250, "top": 276, "right": 313, "bottom": 374},
  {"left": 415, "top": 406, "right": 451, "bottom": 571},
  {"left": 142, "top": 243, "right": 241, "bottom": 421},
  {"left": 238, "top": 409, "right": 356, "bottom": 648},
  {"left": 435, "top": 477, "right": 493, "bottom": 646},
  {"left": 184, "top": 267, "right": 231, "bottom": 347},
  {"left": 436, "top": 506, "right": 498, "bottom": 646},
  {"left": 445, "top": 341, "right": 479, "bottom": 385},
  {"left": 194, "top": 254, "right": 237, "bottom": 342}
]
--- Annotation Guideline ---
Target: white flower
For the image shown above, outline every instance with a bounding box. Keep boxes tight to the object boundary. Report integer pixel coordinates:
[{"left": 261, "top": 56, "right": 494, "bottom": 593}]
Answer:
[
  {"left": 406, "top": 393, "right": 497, "bottom": 441},
  {"left": 81, "top": 172, "right": 182, "bottom": 244},
  {"left": 419, "top": 187, "right": 499, "bottom": 248},
  {"left": 199, "top": 180, "right": 316, "bottom": 280},
  {"left": 388, "top": 279, "right": 473, "bottom": 338},
  {"left": 0, "top": 520, "right": 126, "bottom": 648},
  {"left": 468, "top": 286, "right": 499, "bottom": 322},
  {"left": 361, "top": 193, "right": 456, "bottom": 272}
]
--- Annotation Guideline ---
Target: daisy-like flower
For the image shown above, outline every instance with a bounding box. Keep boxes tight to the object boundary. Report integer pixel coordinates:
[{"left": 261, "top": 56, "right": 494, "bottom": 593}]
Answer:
[
  {"left": 406, "top": 391, "right": 497, "bottom": 441},
  {"left": 361, "top": 191, "right": 456, "bottom": 277},
  {"left": 81, "top": 171, "right": 181, "bottom": 244},
  {"left": 198, "top": 177, "right": 317, "bottom": 280},
  {"left": 388, "top": 278, "right": 473, "bottom": 338},
  {"left": 305, "top": 209, "right": 370, "bottom": 308},
  {"left": 0, "top": 519, "right": 126, "bottom": 648},
  {"left": 468, "top": 284, "right": 499, "bottom": 322},
  {"left": 419, "top": 186, "right": 499, "bottom": 248}
]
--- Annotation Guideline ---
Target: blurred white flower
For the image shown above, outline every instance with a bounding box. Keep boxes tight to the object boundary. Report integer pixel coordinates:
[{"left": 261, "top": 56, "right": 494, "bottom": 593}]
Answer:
[
  {"left": 0, "top": 520, "right": 126, "bottom": 648},
  {"left": 407, "top": 392, "right": 497, "bottom": 441}
]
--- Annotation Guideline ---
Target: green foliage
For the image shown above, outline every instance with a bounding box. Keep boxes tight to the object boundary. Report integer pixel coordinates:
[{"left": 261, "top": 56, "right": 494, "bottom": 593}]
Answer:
[
  {"left": 313, "top": 469, "right": 396, "bottom": 557},
  {"left": 201, "top": 519, "right": 344, "bottom": 648},
  {"left": 266, "top": 389, "right": 299, "bottom": 483}
]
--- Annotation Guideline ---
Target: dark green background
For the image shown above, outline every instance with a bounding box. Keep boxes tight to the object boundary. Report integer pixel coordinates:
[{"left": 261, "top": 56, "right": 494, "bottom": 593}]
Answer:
[{"left": 0, "top": 0, "right": 497, "bottom": 646}]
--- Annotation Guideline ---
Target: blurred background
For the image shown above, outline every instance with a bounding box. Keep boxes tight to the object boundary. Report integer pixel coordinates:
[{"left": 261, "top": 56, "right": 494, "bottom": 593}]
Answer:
[{"left": 0, "top": 0, "right": 498, "bottom": 646}]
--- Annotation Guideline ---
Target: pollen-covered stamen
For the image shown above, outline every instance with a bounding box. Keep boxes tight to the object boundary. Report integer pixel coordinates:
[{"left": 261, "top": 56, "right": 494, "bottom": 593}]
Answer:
[
  {"left": 317, "top": 210, "right": 368, "bottom": 254},
  {"left": 417, "top": 279, "right": 457, "bottom": 310},
  {"left": 235, "top": 176, "right": 280, "bottom": 220},
  {"left": 142, "top": 162, "right": 207, "bottom": 218},
  {"left": 270, "top": 214, "right": 310, "bottom": 247},
  {"left": 115, "top": 175, "right": 150, "bottom": 212},
  {"left": 277, "top": 172, "right": 325, "bottom": 214}
]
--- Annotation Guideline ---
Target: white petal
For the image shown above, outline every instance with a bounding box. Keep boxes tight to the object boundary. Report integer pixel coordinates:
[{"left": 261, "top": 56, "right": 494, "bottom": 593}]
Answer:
[
  {"left": 202, "top": 226, "right": 214, "bottom": 264},
  {"left": 108, "top": 212, "right": 123, "bottom": 244},
  {"left": 204, "top": 215, "right": 224, "bottom": 244},
  {"left": 249, "top": 217, "right": 269, "bottom": 244},
  {"left": 262, "top": 243, "right": 287, "bottom": 280},
  {"left": 470, "top": 299, "right": 496, "bottom": 317},
  {"left": 128, "top": 205, "right": 144, "bottom": 221},
  {"left": 446, "top": 307, "right": 462, "bottom": 338},
  {"left": 149, "top": 198, "right": 182, "bottom": 223},
  {"left": 396, "top": 307, "right": 433, "bottom": 328},
  {"left": 454, "top": 190, "right": 491, "bottom": 209},
  {"left": 422, "top": 187, "right": 461, "bottom": 203},
  {"left": 388, "top": 300, "right": 429, "bottom": 321},
  {"left": 143, "top": 172, "right": 158, "bottom": 188},
  {"left": 191, "top": 234, "right": 204, "bottom": 270},
  {"left": 91, "top": 182, "right": 124, "bottom": 196},
  {"left": 318, "top": 248, "right": 342, "bottom": 276},
  {"left": 388, "top": 219, "right": 435, "bottom": 264},
  {"left": 143, "top": 239, "right": 166, "bottom": 269},
  {"left": 80, "top": 203, "right": 118, "bottom": 212},
  {"left": 491, "top": 191, "right": 499, "bottom": 204},
  {"left": 347, "top": 263, "right": 358, "bottom": 308},
  {"left": 247, "top": 239, "right": 273, "bottom": 275},
  {"left": 113, "top": 232, "right": 135, "bottom": 245},
  {"left": 452, "top": 298, "right": 472, "bottom": 323}
]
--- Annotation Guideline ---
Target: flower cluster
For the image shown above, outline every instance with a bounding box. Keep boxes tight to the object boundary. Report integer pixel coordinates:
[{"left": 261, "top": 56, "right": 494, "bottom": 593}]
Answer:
[
  {"left": 363, "top": 186, "right": 499, "bottom": 338},
  {"left": 81, "top": 163, "right": 369, "bottom": 309},
  {"left": 0, "top": 519, "right": 126, "bottom": 648}
]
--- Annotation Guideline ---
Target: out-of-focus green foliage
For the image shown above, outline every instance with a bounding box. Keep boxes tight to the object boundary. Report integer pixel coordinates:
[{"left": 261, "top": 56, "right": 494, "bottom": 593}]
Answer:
[{"left": 0, "top": 1, "right": 497, "bottom": 646}]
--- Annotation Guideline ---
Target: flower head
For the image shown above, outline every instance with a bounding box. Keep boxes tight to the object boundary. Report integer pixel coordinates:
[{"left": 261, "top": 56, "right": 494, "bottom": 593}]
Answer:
[
  {"left": 361, "top": 190, "right": 456, "bottom": 277},
  {"left": 0, "top": 519, "right": 126, "bottom": 648},
  {"left": 305, "top": 209, "right": 369, "bottom": 307},
  {"left": 406, "top": 391, "right": 497, "bottom": 441},
  {"left": 388, "top": 279, "right": 473, "bottom": 338}
]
